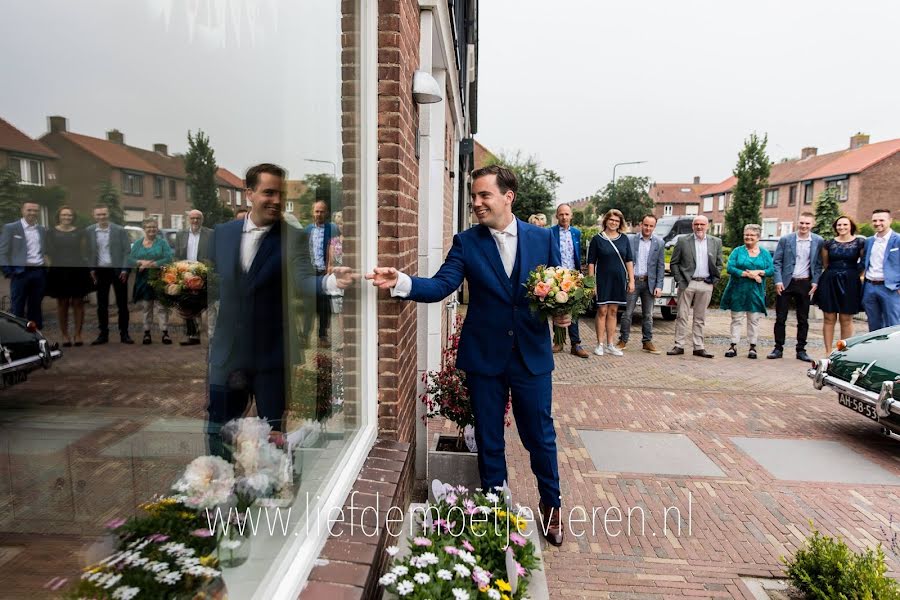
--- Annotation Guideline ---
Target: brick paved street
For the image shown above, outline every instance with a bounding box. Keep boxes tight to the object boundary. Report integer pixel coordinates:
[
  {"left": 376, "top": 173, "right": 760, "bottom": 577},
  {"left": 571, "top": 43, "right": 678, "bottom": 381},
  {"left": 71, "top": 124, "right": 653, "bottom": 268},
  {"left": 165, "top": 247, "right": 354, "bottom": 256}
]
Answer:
[{"left": 432, "top": 311, "right": 900, "bottom": 599}]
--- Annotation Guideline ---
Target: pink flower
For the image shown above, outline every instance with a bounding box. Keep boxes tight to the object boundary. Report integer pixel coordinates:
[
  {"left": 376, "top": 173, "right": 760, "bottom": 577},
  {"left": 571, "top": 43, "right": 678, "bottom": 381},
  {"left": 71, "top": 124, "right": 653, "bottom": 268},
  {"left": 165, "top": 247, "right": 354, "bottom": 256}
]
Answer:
[
  {"left": 105, "top": 518, "right": 126, "bottom": 529},
  {"left": 560, "top": 279, "right": 575, "bottom": 292},
  {"left": 533, "top": 281, "right": 551, "bottom": 299},
  {"left": 444, "top": 546, "right": 459, "bottom": 555},
  {"left": 554, "top": 290, "right": 569, "bottom": 304},
  {"left": 462, "top": 539, "right": 474, "bottom": 552},
  {"left": 463, "top": 499, "right": 479, "bottom": 515},
  {"left": 516, "top": 561, "right": 526, "bottom": 577},
  {"left": 509, "top": 532, "right": 527, "bottom": 547},
  {"left": 445, "top": 493, "right": 458, "bottom": 505},
  {"left": 191, "top": 528, "right": 214, "bottom": 537},
  {"left": 413, "top": 537, "right": 432, "bottom": 547},
  {"left": 148, "top": 533, "right": 169, "bottom": 543}
]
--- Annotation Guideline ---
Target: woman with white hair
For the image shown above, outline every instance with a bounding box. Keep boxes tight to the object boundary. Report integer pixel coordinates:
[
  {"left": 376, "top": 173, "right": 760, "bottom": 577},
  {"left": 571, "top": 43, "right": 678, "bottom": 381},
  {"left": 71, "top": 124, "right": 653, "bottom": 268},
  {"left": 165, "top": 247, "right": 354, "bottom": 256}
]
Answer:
[
  {"left": 128, "top": 217, "right": 174, "bottom": 344},
  {"left": 720, "top": 223, "right": 773, "bottom": 359}
]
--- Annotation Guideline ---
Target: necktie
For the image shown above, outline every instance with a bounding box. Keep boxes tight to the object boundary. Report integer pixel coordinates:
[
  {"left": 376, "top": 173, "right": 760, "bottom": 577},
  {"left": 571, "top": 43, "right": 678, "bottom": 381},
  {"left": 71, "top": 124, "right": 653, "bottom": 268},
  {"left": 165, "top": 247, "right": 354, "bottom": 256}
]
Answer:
[{"left": 494, "top": 231, "right": 513, "bottom": 277}]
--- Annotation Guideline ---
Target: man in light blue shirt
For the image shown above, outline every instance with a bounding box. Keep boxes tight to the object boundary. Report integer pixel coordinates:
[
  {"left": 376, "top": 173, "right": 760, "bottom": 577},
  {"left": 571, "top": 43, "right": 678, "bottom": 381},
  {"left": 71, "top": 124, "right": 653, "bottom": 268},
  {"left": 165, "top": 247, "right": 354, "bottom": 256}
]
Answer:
[{"left": 549, "top": 203, "right": 588, "bottom": 358}]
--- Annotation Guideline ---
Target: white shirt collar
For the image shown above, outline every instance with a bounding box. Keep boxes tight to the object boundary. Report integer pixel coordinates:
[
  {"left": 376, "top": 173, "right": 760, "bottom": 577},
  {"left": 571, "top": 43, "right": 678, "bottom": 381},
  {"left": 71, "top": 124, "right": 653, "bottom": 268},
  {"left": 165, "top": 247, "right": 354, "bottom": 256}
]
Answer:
[
  {"left": 694, "top": 234, "right": 706, "bottom": 242},
  {"left": 189, "top": 228, "right": 201, "bottom": 236},
  {"left": 243, "top": 215, "right": 273, "bottom": 233},
  {"left": 875, "top": 230, "right": 891, "bottom": 240},
  {"left": 797, "top": 232, "right": 811, "bottom": 241},
  {"left": 20, "top": 218, "right": 37, "bottom": 230},
  {"left": 490, "top": 218, "right": 518, "bottom": 238}
]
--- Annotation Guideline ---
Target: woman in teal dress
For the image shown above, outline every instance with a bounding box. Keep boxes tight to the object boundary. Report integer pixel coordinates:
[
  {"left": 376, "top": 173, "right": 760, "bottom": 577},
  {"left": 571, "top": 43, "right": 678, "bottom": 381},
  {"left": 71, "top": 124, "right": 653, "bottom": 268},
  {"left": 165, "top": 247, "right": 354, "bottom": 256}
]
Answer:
[
  {"left": 129, "top": 217, "right": 174, "bottom": 344},
  {"left": 720, "top": 224, "right": 773, "bottom": 359}
]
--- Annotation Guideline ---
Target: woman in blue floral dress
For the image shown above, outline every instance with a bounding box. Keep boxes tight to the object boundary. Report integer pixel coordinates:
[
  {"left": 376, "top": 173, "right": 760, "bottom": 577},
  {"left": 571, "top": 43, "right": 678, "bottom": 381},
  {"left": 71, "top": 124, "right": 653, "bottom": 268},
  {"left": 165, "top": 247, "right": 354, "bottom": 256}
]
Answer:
[
  {"left": 720, "top": 224, "right": 773, "bottom": 359},
  {"left": 813, "top": 216, "right": 866, "bottom": 355}
]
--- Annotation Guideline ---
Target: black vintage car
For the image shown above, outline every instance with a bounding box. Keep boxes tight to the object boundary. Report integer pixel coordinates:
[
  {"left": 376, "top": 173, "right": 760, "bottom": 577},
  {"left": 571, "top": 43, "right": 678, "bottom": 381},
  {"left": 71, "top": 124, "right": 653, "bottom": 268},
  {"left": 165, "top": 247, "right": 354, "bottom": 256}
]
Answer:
[
  {"left": 808, "top": 325, "right": 900, "bottom": 440},
  {"left": 0, "top": 311, "right": 61, "bottom": 388}
]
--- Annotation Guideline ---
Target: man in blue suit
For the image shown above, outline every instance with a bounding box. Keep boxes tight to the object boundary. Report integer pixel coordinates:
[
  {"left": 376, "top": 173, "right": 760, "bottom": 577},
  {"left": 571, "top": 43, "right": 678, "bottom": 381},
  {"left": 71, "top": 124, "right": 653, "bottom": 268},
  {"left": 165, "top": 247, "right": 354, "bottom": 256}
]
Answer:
[
  {"left": 304, "top": 199, "right": 340, "bottom": 347},
  {"left": 366, "top": 165, "right": 568, "bottom": 546},
  {"left": 206, "top": 163, "right": 350, "bottom": 455},
  {"left": 617, "top": 214, "right": 665, "bottom": 354},
  {"left": 549, "top": 203, "right": 589, "bottom": 358},
  {"left": 0, "top": 201, "right": 47, "bottom": 328},
  {"left": 862, "top": 208, "right": 900, "bottom": 330},
  {"left": 769, "top": 212, "right": 823, "bottom": 362}
]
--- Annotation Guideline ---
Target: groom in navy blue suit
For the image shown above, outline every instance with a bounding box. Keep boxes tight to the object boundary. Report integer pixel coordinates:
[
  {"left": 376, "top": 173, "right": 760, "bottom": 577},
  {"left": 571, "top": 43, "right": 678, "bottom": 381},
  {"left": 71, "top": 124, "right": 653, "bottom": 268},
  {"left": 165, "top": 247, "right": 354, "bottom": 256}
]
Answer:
[{"left": 367, "top": 165, "right": 568, "bottom": 545}]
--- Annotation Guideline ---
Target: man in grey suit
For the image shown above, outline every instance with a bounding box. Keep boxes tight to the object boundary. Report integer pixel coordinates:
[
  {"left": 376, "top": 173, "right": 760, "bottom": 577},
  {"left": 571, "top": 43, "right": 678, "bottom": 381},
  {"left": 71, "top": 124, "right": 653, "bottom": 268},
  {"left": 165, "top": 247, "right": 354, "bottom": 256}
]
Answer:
[
  {"left": 174, "top": 209, "right": 212, "bottom": 345},
  {"left": 667, "top": 215, "right": 723, "bottom": 358},
  {"left": 85, "top": 205, "right": 133, "bottom": 344},
  {"left": 768, "top": 212, "right": 823, "bottom": 362},
  {"left": 617, "top": 214, "right": 665, "bottom": 354},
  {"left": 0, "top": 202, "right": 47, "bottom": 328}
]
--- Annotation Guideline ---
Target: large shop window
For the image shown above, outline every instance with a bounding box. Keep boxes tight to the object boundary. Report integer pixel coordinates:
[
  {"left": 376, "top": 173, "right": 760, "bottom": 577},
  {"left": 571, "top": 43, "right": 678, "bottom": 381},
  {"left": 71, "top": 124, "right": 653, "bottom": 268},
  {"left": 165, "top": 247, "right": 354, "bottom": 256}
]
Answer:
[{"left": 0, "top": 1, "right": 373, "bottom": 599}]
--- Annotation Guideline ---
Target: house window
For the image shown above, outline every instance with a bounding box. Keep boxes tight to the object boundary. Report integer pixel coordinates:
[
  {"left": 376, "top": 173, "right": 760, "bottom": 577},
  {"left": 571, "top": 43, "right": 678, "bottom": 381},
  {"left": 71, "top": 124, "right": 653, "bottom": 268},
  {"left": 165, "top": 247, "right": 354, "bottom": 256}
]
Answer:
[
  {"left": 713, "top": 222, "right": 723, "bottom": 235},
  {"left": 123, "top": 209, "right": 145, "bottom": 224},
  {"left": 788, "top": 185, "right": 797, "bottom": 207},
  {"left": 169, "top": 179, "right": 177, "bottom": 199},
  {"left": 703, "top": 197, "right": 713, "bottom": 212},
  {"left": 764, "top": 189, "right": 778, "bottom": 208},
  {"left": 122, "top": 171, "right": 144, "bottom": 195},
  {"left": 718, "top": 194, "right": 726, "bottom": 211},
  {"left": 154, "top": 176, "right": 164, "bottom": 198},
  {"left": 780, "top": 222, "right": 793, "bottom": 236},
  {"left": 827, "top": 178, "right": 849, "bottom": 202},
  {"left": 285, "top": 201, "right": 295, "bottom": 213},
  {"left": 170, "top": 214, "right": 184, "bottom": 230},
  {"left": 763, "top": 219, "right": 778, "bottom": 237},
  {"left": 9, "top": 156, "right": 45, "bottom": 186},
  {"left": 803, "top": 182, "right": 814, "bottom": 204},
  {"left": 236, "top": 190, "right": 243, "bottom": 206},
  {"left": 663, "top": 205, "right": 673, "bottom": 216},
  {"left": 685, "top": 204, "right": 699, "bottom": 215}
]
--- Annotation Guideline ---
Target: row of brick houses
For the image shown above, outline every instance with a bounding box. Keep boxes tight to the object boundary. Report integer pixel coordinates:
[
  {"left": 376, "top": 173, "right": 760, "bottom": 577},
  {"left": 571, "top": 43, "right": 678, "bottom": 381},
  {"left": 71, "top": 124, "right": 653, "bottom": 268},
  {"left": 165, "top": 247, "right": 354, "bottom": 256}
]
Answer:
[{"left": 1, "top": 115, "right": 244, "bottom": 228}]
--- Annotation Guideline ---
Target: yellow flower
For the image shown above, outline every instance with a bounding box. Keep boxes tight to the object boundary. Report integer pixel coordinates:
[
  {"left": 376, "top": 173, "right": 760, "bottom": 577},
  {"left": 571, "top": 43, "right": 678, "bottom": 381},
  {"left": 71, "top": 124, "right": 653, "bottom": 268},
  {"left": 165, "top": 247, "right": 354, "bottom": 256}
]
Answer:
[
  {"left": 179, "top": 511, "right": 195, "bottom": 519},
  {"left": 200, "top": 554, "right": 218, "bottom": 567},
  {"left": 502, "top": 595, "right": 511, "bottom": 600},
  {"left": 496, "top": 579, "right": 512, "bottom": 592}
]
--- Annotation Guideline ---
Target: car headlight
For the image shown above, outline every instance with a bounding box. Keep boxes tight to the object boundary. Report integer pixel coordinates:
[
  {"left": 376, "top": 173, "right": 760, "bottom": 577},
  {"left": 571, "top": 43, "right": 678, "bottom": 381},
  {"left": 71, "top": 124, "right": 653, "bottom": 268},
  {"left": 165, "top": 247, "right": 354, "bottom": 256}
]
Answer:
[
  {"left": 812, "top": 359, "right": 829, "bottom": 390},
  {"left": 877, "top": 381, "right": 895, "bottom": 418}
]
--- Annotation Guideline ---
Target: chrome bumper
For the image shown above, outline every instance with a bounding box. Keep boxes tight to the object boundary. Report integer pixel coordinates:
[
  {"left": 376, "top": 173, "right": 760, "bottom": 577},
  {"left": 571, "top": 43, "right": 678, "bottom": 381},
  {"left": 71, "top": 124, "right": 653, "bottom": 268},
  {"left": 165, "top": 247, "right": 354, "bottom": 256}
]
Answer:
[
  {"left": 0, "top": 339, "right": 62, "bottom": 374},
  {"left": 808, "top": 359, "right": 899, "bottom": 419}
]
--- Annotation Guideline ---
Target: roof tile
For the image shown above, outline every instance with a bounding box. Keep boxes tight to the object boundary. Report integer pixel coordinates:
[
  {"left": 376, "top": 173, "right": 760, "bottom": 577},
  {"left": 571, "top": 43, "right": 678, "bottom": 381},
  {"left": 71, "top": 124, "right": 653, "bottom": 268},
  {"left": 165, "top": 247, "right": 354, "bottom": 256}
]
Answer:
[{"left": 0, "top": 118, "right": 58, "bottom": 159}]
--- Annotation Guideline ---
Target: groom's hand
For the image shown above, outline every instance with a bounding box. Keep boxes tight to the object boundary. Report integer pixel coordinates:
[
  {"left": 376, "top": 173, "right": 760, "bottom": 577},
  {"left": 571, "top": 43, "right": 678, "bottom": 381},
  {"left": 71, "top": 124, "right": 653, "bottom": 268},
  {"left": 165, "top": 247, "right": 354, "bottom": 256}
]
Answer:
[
  {"left": 552, "top": 314, "right": 571, "bottom": 328},
  {"left": 332, "top": 266, "right": 359, "bottom": 289},
  {"left": 365, "top": 266, "right": 399, "bottom": 289}
]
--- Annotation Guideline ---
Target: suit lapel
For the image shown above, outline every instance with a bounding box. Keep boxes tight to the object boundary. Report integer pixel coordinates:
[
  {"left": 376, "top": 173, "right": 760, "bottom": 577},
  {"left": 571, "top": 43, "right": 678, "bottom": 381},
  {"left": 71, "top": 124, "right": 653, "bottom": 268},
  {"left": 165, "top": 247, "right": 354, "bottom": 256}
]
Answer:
[
  {"left": 475, "top": 225, "right": 511, "bottom": 296},
  {"left": 247, "top": 224, "right": 280, "bottom": 285},
  {"left": 514, "top": 222, "right": 531, "bottom": 300}
]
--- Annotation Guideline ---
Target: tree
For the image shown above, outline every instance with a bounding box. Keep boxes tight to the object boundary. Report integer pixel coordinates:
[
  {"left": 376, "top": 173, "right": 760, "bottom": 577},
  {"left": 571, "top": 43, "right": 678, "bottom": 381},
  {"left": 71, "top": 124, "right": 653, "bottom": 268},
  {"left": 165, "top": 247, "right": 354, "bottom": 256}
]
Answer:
[
  {"left": 488, "top": 152, "right": 562, "bottom": 222},
  {"left": 96, "top": 181, "right": 125, "bottom": 225},
  {"left": 813, "top": 186, "right": 842, "bottom": 241},
  {"left": 0, "top": 169, "right": 24, "bottom": 224},
  {"left": 590, "top": 175, "right": 655, "bottom": 226},
  {"left": 294, "top": 174, "right": 343, "bottom": 224},
  {"left": 571, "top": 210, "right": 585, "bottom": 227},
  {"left": 724, "top": 133, "right": 770, "bottom": 248},
  {"left": 185, "top": 130, "right": 227, "bottom": 226}
]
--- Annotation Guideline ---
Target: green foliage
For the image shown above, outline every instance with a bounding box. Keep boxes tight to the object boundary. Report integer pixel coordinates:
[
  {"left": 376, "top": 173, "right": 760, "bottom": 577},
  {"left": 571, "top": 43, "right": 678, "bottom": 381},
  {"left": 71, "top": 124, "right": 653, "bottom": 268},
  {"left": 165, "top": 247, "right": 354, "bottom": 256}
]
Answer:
[
  {"left": 96, "top": 181, "right": 125, "bottom": 225},
  {"left": 579, "top": 226, "right": 600, "bottom": 260},
  {"left": 814, "top": 187, "right": 843, "bottom": 241},
  {"left": 724, "top": 133, "right": 770, "bottom": 248},
  {"left": 784, "top": 525, "right": 900, "bottom": 600},
  {"left": 571, "top": 210, "right": 585, "bottom": 226},
  {"left": 488, "top": 152, "right": 562, "bottom": 223},
  {"left": 186, "top": 130, "right": 228, "bottom": 226},
  {"left": 22, "top": 184, "right": 67, "bottom": 223},
  {"left": 590, "top": 175, "right": 655, "bottom": 226},
  {"left": 0, "top": 169, "right": 24, "bottom": 224},
  {"left": 859, "top": 221, "right": 900, "bottom": 237}
]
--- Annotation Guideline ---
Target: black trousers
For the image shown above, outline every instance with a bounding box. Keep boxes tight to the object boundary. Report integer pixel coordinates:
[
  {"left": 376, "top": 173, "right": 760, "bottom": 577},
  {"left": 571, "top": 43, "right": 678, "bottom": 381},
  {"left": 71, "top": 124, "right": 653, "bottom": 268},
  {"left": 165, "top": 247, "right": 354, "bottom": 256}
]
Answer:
[
  {"left": 95, "top": 268, "right": 129, "bottom": 336},
  {"left": 315, "top": 268, "right": 331, "bottom": 339},
  {"left": 774, "top": 277, "right": 811, "bottom": 351}
]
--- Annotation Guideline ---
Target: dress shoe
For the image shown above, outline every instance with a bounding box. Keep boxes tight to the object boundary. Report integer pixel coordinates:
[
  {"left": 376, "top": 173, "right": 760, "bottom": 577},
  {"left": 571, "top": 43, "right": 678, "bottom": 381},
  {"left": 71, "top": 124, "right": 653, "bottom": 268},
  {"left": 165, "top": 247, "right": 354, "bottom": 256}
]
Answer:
[
  {"left": 552, "top": 343, "right": 563, "bottom": 353},
  {"left": 570, "top": 344, "right": 589, "bottom": 358},
  {"left": 666, "top": 346, "right": 684, "bottom": 355},
  {"left": 614, "top": 340, "right": 627, "bottom": 351},
  {"left": 724, "top": 344, "right": 737, "bottom": 358},
  {"left": 180, "top": 338, "right": 201, "bottom": 346},
  {"left": 693, "top": 349, "right": 714, "bottom": 358},
  {"left": 767, "top": 347, "right": 783, "bottom": 359},
  {"left": 161, "top": 331, "right": 172, "bottom": 345},
  {"left": 538, "top": 502, "right": 564, "bottom": 547},
  {"left": 642, "top": 341, "right": 661, "bottom": 354},
  {"left": 796, "top": 350, "right": 813, "bottom": 363},
  {"left": 90, "top": 335, "right": 108, "bottom": 346},
  {"left": 142, "top": 331, "right": 152, "bottom": 345},
  {"left": 748, "top": 344, "right": 758, "bottom": 359},
  {"left": 121, "top": 334, "right": 135, "bottom": 345}
]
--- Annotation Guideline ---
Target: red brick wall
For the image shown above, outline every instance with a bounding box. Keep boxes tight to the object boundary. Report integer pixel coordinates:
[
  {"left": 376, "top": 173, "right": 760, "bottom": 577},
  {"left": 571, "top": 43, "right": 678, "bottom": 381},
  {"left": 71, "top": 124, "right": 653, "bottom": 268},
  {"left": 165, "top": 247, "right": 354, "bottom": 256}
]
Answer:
[
  {"left": 377, "top": 0, "right": 420, "bottom": 444},
  {"left": 858, "top": 153, "right": 900, "bottom": 220}
]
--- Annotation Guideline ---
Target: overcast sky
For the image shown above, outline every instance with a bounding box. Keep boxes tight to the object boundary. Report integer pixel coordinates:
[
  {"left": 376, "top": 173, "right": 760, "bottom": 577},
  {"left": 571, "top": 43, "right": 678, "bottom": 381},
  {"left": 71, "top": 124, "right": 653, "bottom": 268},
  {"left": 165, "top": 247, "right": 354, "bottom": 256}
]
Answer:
[{"left": 477, "top": 0, "right": 900, "bottom": 203}]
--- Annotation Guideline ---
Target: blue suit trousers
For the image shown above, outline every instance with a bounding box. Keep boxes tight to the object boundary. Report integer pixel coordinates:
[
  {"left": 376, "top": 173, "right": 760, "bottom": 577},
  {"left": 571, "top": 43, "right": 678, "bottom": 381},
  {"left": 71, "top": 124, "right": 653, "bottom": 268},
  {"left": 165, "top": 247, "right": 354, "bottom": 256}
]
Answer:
[
  {"left": 862, "top": 282, "right": 900, "bottom": 331},
  {"left": 10, "top": 268, "right": 46, "bottom": 329}
]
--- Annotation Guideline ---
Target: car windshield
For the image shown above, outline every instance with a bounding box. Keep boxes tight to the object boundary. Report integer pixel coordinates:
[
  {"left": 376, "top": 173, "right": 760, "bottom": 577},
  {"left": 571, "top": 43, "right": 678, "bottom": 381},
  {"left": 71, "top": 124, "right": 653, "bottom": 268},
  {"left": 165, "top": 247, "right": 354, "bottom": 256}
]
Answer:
[{"left": 654, "top": 217, "right": 678, "bottom": 238}]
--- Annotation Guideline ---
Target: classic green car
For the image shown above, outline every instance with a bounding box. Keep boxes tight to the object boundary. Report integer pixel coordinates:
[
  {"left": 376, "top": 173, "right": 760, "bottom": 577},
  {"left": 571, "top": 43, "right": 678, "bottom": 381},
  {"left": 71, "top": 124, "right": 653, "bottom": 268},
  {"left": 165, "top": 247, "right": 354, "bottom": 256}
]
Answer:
[{"left": 808, "top": 325, "right": 900, "bottom": 439}]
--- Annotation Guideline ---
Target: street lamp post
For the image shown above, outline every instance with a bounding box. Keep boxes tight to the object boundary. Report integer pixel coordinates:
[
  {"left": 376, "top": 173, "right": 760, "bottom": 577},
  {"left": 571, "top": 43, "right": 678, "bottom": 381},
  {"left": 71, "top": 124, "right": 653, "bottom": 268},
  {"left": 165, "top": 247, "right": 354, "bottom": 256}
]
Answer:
[{"left": 611, "top": 160, "right": 647, "bottom": 214}]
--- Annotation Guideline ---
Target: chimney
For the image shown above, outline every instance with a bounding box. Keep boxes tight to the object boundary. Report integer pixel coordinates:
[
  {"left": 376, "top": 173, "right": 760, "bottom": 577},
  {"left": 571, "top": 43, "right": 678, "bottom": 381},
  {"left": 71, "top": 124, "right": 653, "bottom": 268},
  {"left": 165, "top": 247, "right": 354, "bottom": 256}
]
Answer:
[
  {"left": 107, "top": 129, "right": 124, "bottom": 144},
  {"left": 48, "top": 115, "right": 67, "bottom": 133},
  {"left": 850, "top": 133, "right": 869, "bottom": 149},
  {"left": 153, "top": 143, "right": 168, "bottom": 156},
  {"left": 801, "top": 147, "right": 818, "bottom": 159},
  {"left": 693, "top": 176, "right": 700, "bottom": 185}
]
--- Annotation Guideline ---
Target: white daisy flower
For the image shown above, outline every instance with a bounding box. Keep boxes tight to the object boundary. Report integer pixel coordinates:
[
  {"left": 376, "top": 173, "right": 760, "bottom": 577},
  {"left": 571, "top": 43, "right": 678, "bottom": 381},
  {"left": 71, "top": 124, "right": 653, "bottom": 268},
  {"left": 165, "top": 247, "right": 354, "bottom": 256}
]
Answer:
[
  {"left": 385, "top": 545, "right": 400, "bottom": 556},
  {"left": 457, "top": 550, "right": 476, "bottom": 565},
  {"left": 413, "top": 572, "right": 430, "bottom": 584},
  {"left": 453, "top": 563, "right": 471, "bottom": 577},
  {"left": 156, "top": 570, "right": 182, "bottom": 585},
  {"left": 485, "top": 492, "right": 499, "bottom": 503},
  {"left": 111, "top": 587, "right": 140, "bottom": 600},
  {"left": 101, "top": 573, "right": 122, "bottom": 589},
  {"left": 487, "top": 589, "right": 501, "bottom": 600},
  {"left": 396, "top": 580, "right": 415, "bottom": 596},
  {"left": 379, "top": 572, "right": 398, "bottom": 586},
  {"left": 391, "top": 565, "right": 409, "bottom": 576},
  {"left": 452, "top": 589, "right": 470, "bottom": 600},
  {"left": 437, "top": 569, "right": 453, "bottom": 581},
  {"left": 419, "top": 552, "right": 439, "bottom": 566}
]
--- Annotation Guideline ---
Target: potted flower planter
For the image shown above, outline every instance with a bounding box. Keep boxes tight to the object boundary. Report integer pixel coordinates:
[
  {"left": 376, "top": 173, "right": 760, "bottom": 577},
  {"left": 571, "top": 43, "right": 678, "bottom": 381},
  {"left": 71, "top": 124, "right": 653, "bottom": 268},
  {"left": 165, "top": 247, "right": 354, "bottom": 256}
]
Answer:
[{"left": 426, "top": 432, "right": 480, "bottom": 501}]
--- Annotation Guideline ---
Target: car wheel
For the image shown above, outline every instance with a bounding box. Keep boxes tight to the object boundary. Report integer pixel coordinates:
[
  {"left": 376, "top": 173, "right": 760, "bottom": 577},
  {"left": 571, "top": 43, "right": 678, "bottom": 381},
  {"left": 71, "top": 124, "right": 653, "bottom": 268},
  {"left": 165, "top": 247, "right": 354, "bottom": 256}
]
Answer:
[{"left": 661, "top": 306, "right": 677, "bottom": 321}]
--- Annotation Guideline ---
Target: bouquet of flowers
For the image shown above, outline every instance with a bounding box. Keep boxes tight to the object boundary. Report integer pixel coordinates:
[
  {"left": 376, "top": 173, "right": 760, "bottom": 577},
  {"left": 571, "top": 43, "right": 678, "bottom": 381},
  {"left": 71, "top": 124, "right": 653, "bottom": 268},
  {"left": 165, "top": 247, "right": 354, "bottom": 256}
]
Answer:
[
  {"left": 524, "top": 265, "right": 595, "bottom": 346},
  {"left": 150, "top": 260, "right": 208, "bottom": 318}
]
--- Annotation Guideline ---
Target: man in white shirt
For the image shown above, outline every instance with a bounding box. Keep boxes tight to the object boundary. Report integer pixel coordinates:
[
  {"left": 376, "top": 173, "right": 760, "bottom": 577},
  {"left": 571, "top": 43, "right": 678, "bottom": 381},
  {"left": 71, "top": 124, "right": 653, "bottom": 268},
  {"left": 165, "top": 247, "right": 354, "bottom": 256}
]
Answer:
[
  {"left": 366, "top": 165, "right": 569, "bottom": 546},
  {"left": 862, "top": 208, "right": 900, "bottom": 330},
  {"left": 85, "top": 205, "right": 133, "bottom": 344},
  {"left": 0, "top": 202, "right": 47, "bottom": 328},
  {"left": 175, "top": 210, "right": 212, "bottom": 345}
]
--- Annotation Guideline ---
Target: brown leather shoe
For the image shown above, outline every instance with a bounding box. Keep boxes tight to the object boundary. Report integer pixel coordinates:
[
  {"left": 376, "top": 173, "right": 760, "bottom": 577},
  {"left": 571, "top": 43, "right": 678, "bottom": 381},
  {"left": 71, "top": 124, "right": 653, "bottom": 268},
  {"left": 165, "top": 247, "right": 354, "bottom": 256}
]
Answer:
[
  {"left": 614, "top": 340, "right": 627, "bottom": 350},
  {"left": 538, "top": 502, "right": 564, "bottom": 547},
  {"left": 642, "top": 341, "right": 661, "bottom": 354},
  {"left": 570, "top": 344, "right": 589, "bottom": 358},
  {"left": 552, "top": 343, "right": 563, "bottom": 353}
]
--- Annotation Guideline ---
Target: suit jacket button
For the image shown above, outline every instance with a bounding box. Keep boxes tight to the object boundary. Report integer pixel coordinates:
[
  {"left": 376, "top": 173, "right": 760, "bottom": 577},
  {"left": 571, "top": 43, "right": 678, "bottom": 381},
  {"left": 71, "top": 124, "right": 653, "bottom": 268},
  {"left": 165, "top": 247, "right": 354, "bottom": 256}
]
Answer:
[{"left": 508, "top": 330, "right": 514, "bottom": 336}]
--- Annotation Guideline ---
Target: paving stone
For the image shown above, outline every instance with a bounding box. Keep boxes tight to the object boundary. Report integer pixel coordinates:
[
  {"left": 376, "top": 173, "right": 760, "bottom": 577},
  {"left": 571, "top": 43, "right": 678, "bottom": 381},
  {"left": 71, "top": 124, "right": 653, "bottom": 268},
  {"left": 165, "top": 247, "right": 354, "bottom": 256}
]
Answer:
[{"left": 579, "top": 430, "right": 725, "bottom": 478}]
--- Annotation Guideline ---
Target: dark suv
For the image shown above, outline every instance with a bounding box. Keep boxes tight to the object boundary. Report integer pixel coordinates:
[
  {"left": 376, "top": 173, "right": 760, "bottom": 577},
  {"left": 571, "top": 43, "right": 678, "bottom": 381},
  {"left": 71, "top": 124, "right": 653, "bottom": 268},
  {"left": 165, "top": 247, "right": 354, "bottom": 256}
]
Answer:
[{"left": 653, "top": 216, "right": 696, "bottom": 247}]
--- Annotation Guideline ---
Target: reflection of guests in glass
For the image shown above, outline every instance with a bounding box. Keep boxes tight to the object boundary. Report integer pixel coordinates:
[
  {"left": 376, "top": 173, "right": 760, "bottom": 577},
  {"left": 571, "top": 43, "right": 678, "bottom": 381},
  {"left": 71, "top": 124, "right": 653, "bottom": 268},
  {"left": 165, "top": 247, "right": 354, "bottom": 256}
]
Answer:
[
  {"left": 587, "top": 209, "right": 635, "bottom": 356},
  {"left": 46, "top": 206, "right": 93, "bottom": 347},
  {"left": 815, "top": 216, "right": 866, "bottom": 354},
  {"left": 327, "top": 211, "right": 344, "bottom": 316},
  {"left": 175, "top": 210, "right": 212, "bottom": 345},
  {"left": 86, "top": 205, "right": 134, "bottom": 344},
  {"left": 0, "top": 201, "right": 47, "bottom": 329},
  {"left": 234, "top": 208, "right": 248, "bottom": 220},
  {"left": 129, "top": 218, "right": 173, "bottom": 345},
  {"left": 720, "top": 224, "right": 773, "bottom": 359},
  {"left": 305, "top": 200, "right": 339, "bottom": 347}
]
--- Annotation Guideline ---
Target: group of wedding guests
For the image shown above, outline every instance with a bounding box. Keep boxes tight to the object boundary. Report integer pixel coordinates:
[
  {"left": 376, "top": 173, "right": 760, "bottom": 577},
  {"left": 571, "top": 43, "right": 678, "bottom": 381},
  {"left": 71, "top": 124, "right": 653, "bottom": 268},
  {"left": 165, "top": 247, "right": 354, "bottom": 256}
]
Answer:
[
  {"left": 0, "top": 202, "right": 215, "bottom": 347},
  {"left": 542, "top": 205, "right": 900, "bottom": 360}
]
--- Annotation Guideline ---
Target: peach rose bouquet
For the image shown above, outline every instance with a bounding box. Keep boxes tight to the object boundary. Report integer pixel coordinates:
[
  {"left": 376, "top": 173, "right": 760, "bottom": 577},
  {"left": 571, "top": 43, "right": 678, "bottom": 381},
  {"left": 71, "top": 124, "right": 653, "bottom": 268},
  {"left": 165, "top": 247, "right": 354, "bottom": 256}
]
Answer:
[
  {"left": 150, "top": 260, "right": 209, "bottom": 318},
  {"left": 524, "top": 265, "right": 595, "bottom": 346}
]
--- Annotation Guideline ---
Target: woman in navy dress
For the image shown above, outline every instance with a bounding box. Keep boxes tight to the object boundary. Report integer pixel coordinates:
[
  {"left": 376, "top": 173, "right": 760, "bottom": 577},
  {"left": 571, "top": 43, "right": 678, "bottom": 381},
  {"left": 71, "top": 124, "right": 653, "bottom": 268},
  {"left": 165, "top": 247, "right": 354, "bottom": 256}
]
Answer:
[
  {"left": 45, "top": 206, "right": 93, "bottom": 347},
  {"left": 587, "top": 209, "right": 634, "bottom": 357},
  {"left": 814, "top": 215, "right": 866, "bottom": 355}
]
